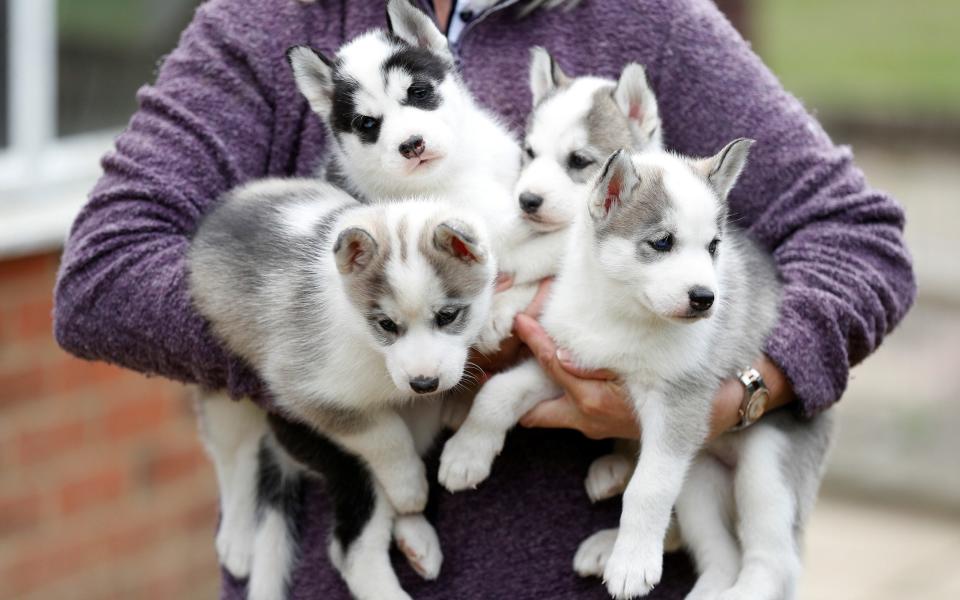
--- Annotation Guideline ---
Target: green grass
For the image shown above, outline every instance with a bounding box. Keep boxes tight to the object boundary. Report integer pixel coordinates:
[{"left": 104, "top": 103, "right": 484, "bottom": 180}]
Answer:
[{"left": 756, "top": 0, "right": 960, "bottom": 118}]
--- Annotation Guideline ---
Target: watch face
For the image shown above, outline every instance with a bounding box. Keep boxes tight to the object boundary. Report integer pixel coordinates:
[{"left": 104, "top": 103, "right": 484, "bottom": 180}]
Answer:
[{"left": 747, "top": 389, "right": 769, "bottom": 421}]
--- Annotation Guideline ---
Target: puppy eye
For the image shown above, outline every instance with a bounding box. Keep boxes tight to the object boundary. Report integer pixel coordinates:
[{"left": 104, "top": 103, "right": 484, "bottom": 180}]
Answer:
[
  {"left": 567, "top": 152, "right": 594, "bottom": 170},
  {"left": 435, "top": 307, "right": 462, "bottom": 328},
  {"left": 378, "top": 318, "right": 399, "bottom": 333},
  {"left": 408, "top": 85, "right": 431, "bottom": 100},
  {"left": 354, "top": 115, "right": 379, "bottom": 131},
  {"left": 708, "top": 238, "right": 720, "bottom": 256},
  {"left": 524, "top": 146, "right": 536, "bottom": 160},
  {"left": 649, "top": 234, "right": 674, "bottom": 252}
]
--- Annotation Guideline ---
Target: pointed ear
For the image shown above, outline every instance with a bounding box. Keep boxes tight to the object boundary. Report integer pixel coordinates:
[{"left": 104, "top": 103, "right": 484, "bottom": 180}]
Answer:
[
  {"left": 287, "top": 45, "right": 335, "bottom": 117},
  {"left": 590, "top": 149, "right": 639, "bottom": 221},
  {"left": 695, "top": 138, "right": 755, "bottom": 199},
  {"left": 334, "top": 227, "right": 379, "bottom": 274},
  {"left": 386, "top": 0, "right": 452, "bottom": 59},
  {"left": 614, "top": 63, "right": 661, "bottom": 148},
  {"left": 433, "top": 221, "right": 487, "bottom": 264},
  {"left": 529, "top": 46, "right": 570, "bottom": 105}
]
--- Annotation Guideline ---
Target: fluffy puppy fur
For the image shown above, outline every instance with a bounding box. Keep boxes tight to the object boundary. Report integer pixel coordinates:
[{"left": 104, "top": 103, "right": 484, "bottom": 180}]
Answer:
[
  {"left": 438, "top": 143, "right": 833, "bottom": 600},
  {"left": 191, "top": 178, "right": 496, "bottom": 600}
]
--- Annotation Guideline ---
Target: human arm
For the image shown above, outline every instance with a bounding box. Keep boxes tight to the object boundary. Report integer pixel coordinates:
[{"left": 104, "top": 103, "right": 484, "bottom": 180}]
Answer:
[{"left": 53, "top": 0, "right": 312, "bottom": 399}]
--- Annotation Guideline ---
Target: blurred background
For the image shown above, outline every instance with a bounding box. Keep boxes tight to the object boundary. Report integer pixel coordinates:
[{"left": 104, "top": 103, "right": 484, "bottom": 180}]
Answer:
[{"left": 0, "top": 1, "right": 957, "bottom": 599}]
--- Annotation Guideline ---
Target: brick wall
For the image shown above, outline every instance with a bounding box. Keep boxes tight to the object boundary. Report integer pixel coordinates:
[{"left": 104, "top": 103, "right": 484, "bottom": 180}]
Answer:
[{"left": 0, "top": 252, "right": 221, "bottom": 600}]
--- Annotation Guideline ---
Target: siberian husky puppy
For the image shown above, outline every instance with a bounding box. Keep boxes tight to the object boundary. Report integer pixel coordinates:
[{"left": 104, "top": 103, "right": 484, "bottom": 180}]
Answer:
[
  {"left": 190, "top": 178, "right": 496, "bottom": 600},
  {"left": 438, "top": 143, "right": 833, "bottom": 600},
  {"left": 287, "top": 0, "right": 559, "bottom": 352},
  {"left": 498, "top": 46, "right": 663, "bottom": 343}
]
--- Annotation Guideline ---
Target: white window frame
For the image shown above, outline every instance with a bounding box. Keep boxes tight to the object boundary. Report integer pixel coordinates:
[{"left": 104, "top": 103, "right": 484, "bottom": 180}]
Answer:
[{"left": 0, "top": 0, "right": 118, "bottom": 258}]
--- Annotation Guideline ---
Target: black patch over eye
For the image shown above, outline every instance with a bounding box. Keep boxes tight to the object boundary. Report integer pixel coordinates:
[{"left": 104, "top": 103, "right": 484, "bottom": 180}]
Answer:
[
  {"left": 435, "top": 307, "right": 462, "bottom": 328},
  {"left": 708, "top": 238, "right": 720, "bottom": 256},
  {"left": 649, "top": 234, "right": 674, "bottom": 252},
  {"left": 567, "top": 152, "right": 594, "bottom": 170},
  {"left": 378, "top": 318, "right": 399, "bottom": 334},
  {"left": 523, "top": 145, "right": 536, "bottom": 160}
]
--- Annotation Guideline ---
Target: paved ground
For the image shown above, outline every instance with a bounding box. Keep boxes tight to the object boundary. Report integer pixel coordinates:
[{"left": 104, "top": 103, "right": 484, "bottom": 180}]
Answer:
[{"left": 796, "top": 138, "right": 960, "bottom": 599}]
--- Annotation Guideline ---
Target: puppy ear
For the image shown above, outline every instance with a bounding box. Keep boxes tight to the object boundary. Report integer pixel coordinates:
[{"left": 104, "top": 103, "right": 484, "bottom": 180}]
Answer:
[
  {"left": 334, "top": 227, "right": 379, "bottom": 274},
  {"left": 433, "top": 221, "right": 487, "bottom": 264},
  {"left": 614, "top": 63, "right": 661, "bottom": 149},
  {"left": 287, "top": 45, "right": 335, "bottom": 116},
  {"left": 695, "top": 138, "right": 755, "bottom": 199},
  {"left": 529, "top": 46, "right": 570, "bottom": 105},
  {"left": 590, "top": 149, "right": 639, "bottom": 222},
  {"left": 387, "top": 0, "right": 452, "bottom": 59}
]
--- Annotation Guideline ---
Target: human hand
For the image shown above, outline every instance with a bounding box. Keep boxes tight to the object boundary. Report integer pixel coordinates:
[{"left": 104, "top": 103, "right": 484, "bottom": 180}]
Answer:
[
  {"left": 468, "top": 277, "right": 553, "bottom": 376},
  {"left": 515, "top": 316, "right": 794, "bottom": 441}
]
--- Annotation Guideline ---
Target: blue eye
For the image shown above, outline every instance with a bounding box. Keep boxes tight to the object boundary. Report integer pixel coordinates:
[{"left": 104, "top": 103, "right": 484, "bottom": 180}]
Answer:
[
  {"left": 649, "top": 234, "right": 674, "bottom": 252},
  {"left": 356, "top": 116, "right": 377, "bottom": 131}
]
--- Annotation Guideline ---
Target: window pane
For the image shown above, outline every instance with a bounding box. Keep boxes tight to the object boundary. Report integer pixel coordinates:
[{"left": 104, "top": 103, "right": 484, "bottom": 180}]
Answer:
[
  {"left": 56, "top": 0, "right": 197, "bottom": 137},
  {"left": 1, "top": 0, "right": 8, "bottom": 148}
]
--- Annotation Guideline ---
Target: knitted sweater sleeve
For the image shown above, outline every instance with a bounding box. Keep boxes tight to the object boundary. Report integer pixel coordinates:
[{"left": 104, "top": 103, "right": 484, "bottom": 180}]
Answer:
[
  {"left": 53, "top": 0, "right": 308, "bottom": 399},
  {"left": 652, "top": 0, "right": 916, "bottom": 415}
]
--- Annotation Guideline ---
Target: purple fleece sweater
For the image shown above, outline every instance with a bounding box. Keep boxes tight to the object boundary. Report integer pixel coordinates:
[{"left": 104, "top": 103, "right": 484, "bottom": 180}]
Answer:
[{"left": 53, "top": 0, "right": 915, "bottom": 597}]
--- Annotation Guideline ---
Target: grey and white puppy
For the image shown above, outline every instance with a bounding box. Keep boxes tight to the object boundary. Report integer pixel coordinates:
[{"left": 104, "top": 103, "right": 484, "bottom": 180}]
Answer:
[
  {"left": 191, "top": 179, "right": 495, "bottom": 600},
  {"left": 438, "top": 143, "right": 834, "bottom": 600}
]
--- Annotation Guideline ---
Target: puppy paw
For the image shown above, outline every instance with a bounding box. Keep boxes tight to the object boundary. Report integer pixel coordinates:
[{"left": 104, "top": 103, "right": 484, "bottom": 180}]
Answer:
[
  {"left": 438, "top": 431, "right": 499, "bottom": 492},
  {"left": 585, "top": 453, "right": 633, "bottom": 502},
  {"left": 603, "top": 537, "right": 663, "bottom": 599},
  {"left": 216, "top": 515, "right": 255, "bottom": 578},
  {"left": 475, "top": 298, "right": 520, "bottom": 353},
  {"left": 573, "top": 528, "right": 618, "bottom": 578},
  {"left": 393, "top": 514, "right": 443, "bottom": 580},
  {"left": 382, "top": 461, "right": 429, "bottom": 514}
]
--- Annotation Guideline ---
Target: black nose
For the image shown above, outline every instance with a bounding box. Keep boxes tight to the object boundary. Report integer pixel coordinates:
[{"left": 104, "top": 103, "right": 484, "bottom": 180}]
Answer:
[
  {"left": 688, "top": 287, "right": 715, "bottom": 312},
  {"left": 459, "top": 9, "right": 476, "bottom": 22},
  {"left": 399, "top": 136, "right": 426, "bottom": 159},
  {"left": 519, "top": 192, "right": 544, "bottom": 214},
  {"left": 409, "top": 376, "right": 439, "bottom": 394}
]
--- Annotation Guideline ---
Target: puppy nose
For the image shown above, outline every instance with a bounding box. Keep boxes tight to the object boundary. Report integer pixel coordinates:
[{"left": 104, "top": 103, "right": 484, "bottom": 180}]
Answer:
[
  {"left": 409, "top": 376, "right": 439, "bottom": 394},
  {"left": 688, "top": 287, "right": 715, "bottom": 312},
  {"left": 519, "top": 192, "right": 544, "bottom": 214},
  {"left": 399, "top": 136, "right": 426, "bottom": 159}
]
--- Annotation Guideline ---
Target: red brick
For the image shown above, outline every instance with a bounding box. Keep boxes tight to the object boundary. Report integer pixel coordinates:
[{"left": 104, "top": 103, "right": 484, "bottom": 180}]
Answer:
[
  {"left": 0, "top": 253, "right": 57, "bottom": 284},
  {"left": 59, "top": 466, "right": 127, "bottom": 515},
  {"left": 0, "top": 364, "right": 45, "bottom": 408},
  {"left": 102, "top": 393, "right": 173, "bottom": 441},
  {"left": 17, "top": 419, "right": 86, "bottom": 465},
  {"left": 13, "top": 297, "right": 54, "bottom": 340},
  {"left": 0, "top": 490, "right": 44, "bottom": 535},
  {"left": 144, "top": 444, "right": 208, "bottom": 486}
]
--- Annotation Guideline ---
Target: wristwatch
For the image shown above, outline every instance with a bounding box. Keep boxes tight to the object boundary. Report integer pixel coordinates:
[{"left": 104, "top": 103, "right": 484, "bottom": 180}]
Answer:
[{"left": 731, "top": 367, "right": 769, "bottom": 431}]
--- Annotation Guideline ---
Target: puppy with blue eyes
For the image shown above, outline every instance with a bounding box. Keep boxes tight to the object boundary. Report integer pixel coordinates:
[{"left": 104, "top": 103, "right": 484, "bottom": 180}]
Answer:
[
  {"left": 192, "top": 179, "right": 496, "bottom": 600},
  {"left": 439, "top": 142, "right": 834, "bottom": 600}
]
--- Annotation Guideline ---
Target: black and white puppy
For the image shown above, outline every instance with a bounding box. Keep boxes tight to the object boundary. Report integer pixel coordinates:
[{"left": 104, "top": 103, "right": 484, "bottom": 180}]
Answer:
[{"left": 192, "top": 180, "right": 496, "bottom": 600}]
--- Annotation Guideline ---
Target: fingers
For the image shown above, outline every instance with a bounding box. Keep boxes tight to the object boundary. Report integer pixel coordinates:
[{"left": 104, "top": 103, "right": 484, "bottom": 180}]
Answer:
[
  {"left": 521, "top": 277, "right": 553, "bottom": 318},
  {"left": 495, "top": 272, "right": 515, "bottom": 292},
  {"left": 513, "top": 314, "right": 582, "bottom": 389},
  {"left": 556, "top": 349, "right": 619, "bottom": 381},
  {"left": 519, "top": 395, "right": 580, "bottom": 430}
]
